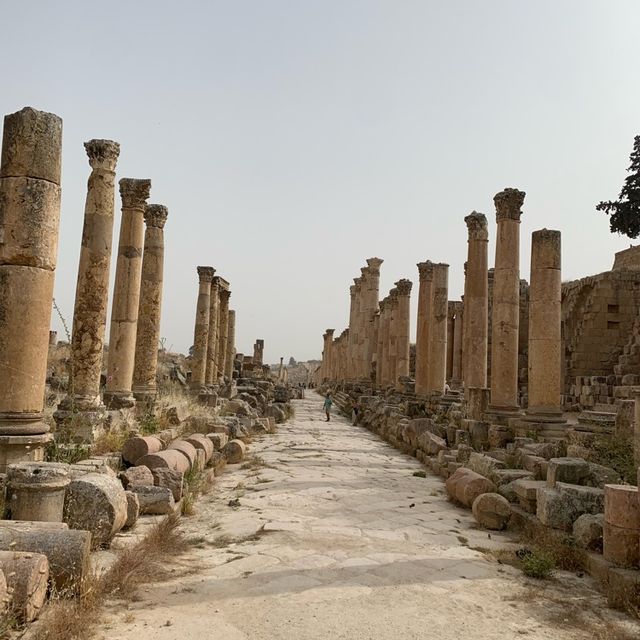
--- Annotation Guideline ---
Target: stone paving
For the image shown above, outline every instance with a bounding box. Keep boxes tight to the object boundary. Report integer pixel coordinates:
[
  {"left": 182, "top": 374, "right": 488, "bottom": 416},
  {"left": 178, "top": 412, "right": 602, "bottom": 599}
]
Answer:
[{"left": 99, "top": 393, "right": 637, "bottom": 640}]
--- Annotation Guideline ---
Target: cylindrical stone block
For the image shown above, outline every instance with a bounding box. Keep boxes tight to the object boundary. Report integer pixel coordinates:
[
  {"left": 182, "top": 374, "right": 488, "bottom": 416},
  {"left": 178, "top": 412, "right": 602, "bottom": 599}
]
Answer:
[
  {"left": 137, "top": 449, "right": 190, "bottom": 474},
  {"left": 6, "top": 462, "right": 70, "bottom": 522},
  {"left": 104, "top": 178, "right": 151, "bottom": 409},
  {"left": 603, "top": 521, "right": 639, "bottom": 568},
  {"left": 167, "top": 440, "right": 198, "bottom": 468},
  {"left": 223, "top": 439, "right": 247, "bottom": 464},
  {"left": 121, "top": 436, "right": 163, "bottom": 466},
  {"left": 604, "top": 484, "right": 640, "bottom": 530},
  {"left": 0, "top": 108, "right": 62, "bottom": 439},
  {"left": 185, "top": 434, "right": 214, "bottom": 462},
  {"left": 0, "top": 550, "right": 48, "bottom": 622},
  {"left": 132, "top": 204, "right": 168, "bottom": 401}
]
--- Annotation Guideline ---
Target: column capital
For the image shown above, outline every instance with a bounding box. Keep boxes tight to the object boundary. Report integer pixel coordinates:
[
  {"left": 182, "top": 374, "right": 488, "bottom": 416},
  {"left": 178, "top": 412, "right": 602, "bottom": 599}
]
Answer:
[
  {"left": 353, "top": 277, "right": 362, "bottom": 288},
  {"left": 84, "top": 139, "right": 120, "bottom": 171},
  {"left": 350, "top": 285, "right": 357, "bottom": 297},
  {"left": 417, "top": 261, "right": 434, "bottom": 281},
  {"left": 494, "top": 188, "right": 525, "bottom": 221},
  {"left": 360, "top": 266, "right": 370, "bottom": 279},
  {"left": 144, "top": 204, "right": 168, "bottom": 229},
  {"left": 197, "top": 266, "right": 215, "bottom": 283},
  {"left": 366, "top": 257, "right": 384, "bottom": 273},
  {"left": 219, "top": 289, "right": 231, "bottom": 303},
  {"left": 214, "top": 276, "right": 229, "bottom": 291},
  {"left": 395, "top": 279, "right": 413, "bottom": 296},
  {"left": 119, "top": 178, "right": 151, "bottom": 209},
  {"left": 464, "top": 211, "right": 489, "bottom": 240}
]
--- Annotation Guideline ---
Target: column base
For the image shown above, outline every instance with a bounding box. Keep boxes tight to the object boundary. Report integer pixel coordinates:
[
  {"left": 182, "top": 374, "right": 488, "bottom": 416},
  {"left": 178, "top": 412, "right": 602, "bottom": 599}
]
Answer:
[
  {"left": 0, "top": 412, "right": 50, "bottom": 436},
  {"left": 0, "top": 433, "right": 52, "bottom": 473},
  {"left": 514, "top": 408, "right": 568, "bottom": 440},
  {"left": 132, "top": 385, "right": 158, "bottom": 405},
  {"left": 103, "top": 391, "right": 136, "bottom": 410},
  {"left": 485, "top": 405, "right": 523, "bottom": 426}
]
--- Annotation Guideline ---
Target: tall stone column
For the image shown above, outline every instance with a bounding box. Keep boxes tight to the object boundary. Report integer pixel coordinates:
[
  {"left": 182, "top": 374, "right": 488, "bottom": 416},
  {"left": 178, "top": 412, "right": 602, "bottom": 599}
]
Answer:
[
  {"left": 446, "top": 302, "right": 456, "bottom": 383},
  {"left": 0, "top": 107, "right": 62, "bottom": 469},
  {"left": 451, "top": 301, "right": 464, "bottom": 388},
  {"left": 225, "top": 310, "right": 236, "bottom": 379},
  {"left": 395, "top": 280, "right": 413, "bottom": 389},
  {"left": 489, "top": 188, "right": 525, "bottom": 415},
  {"left": 346, "top": 285, "right": 357, "bottom": 379},
  {"left": 352, "top": 277, "right": 363, "bottom": 379},
  {"left": 57, "top": 139, "right": 120, "bottom": 425},
  {"left": 363, "top": 258, "right": 383, "bottom": 379},
  {"left": 189, "top": 266, "right": 215, "bottom": 390},
  {"left": 216, "top": 280, "right": 230, "bottom": 381},
  {"left": 527, "top": 229, "right": 563, "bottom": 417},
  {"left": 376, "top": 299, "right": 388, "bottom": 385},
  {"left": 204, "top": 277, "right": 220, "bottom": 385},
  {"left": 386, "top": 289, "right": 399, "bottom": 386},
  {"left": 428, "top": 263, "right": 449, "bottom": 394},
  {"left": 415, "top": 262, "right": 433, "bottom": 395},
  {"left": 104, "top": 178, "right": 151, "bottom": 408},
  {"left": 371, "top": 312, "right": 380, "bottom": 383},
  {"left": 324, "top": 329, "right": 335, "bottom": 381},
  {"left": 132, "top": 204, "right": 168, "bottom": 402},
  {"left": 463, "top": 212, "right": 489, "bottom": 389},
  {"left": 253, "top": 339, "right": 264, "bottom": 366}
]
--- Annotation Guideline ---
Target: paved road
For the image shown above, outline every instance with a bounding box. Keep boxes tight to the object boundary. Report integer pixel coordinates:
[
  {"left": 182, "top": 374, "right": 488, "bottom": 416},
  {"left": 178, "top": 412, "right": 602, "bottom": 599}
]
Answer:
[{"left": 100, "top": 392, "right": 635, "bottom": 640}]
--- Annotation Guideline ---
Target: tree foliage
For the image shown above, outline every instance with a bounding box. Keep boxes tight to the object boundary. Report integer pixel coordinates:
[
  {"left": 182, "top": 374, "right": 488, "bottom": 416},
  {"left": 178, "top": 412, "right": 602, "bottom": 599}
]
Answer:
[{"left": 597, "top": 135, "right": 640, "bottom": 238}]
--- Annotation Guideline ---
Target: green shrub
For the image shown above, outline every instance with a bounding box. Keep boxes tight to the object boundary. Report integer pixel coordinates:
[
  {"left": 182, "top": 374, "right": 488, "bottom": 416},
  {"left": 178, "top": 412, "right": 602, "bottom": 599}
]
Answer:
[{"left": 521, "top": 550, "right": 555, "bottom": 579}]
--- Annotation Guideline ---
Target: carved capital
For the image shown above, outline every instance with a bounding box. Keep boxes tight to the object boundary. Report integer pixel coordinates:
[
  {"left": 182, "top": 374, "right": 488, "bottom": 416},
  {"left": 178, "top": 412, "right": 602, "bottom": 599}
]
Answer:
[
  {"left": 197, "top": 266, "right": 215, "bottom": 283},
  {"left": 119, "top": 178, "right": 151, "bottom": 209},
  {"left": 214, "top": 276, "right": 229, "bottom": 291},
  {"left": 417, "top": 261, "right": 434, "bottom": 281},
  {"left": 353, "top": 277, "right": 362, "bottom": 288},
  {"left": 395, "top": 279, "right": 413, "bottom": 296},
  {"left": 84, "top": 139, "right": 120, "bottom": 171},
  {"left": 326, "top": 328, "right": 335, "bottom": 336},
  {"left": 219, "top": 289, "right": 231, "bottom": 303},
  {"left": 464, "top": 211, "right": 489, "bottom": 240},
  {"left": 144, "top": 204, "right": 168, "bottom": 229},
  {"left": 494, "top": 188, "right": 525, "bottom": 221},
  {"left": 350, "top": 285, "right": 357, "bottom": 297},
  {"left": 366, "top": 257, "right": 384, "bottom": 273}
]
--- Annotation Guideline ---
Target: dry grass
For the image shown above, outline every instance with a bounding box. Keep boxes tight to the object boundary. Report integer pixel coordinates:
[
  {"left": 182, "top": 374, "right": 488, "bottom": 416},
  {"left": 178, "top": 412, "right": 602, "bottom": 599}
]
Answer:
[
  {"left": 30, "top": 513, "right": 187, "bottom": 640},
  {"left": 92, "top": 428, "right": 129, "bottom": 456},
  {"left": 181, "top": 467, "right": 215, "bottom": 516}
]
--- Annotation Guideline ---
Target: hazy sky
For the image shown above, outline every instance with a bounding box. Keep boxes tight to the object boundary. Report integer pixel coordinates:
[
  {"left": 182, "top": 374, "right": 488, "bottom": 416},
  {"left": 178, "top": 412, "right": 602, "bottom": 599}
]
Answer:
[{"left": 3, "top": 1, "right": 640, "bottom": 363}]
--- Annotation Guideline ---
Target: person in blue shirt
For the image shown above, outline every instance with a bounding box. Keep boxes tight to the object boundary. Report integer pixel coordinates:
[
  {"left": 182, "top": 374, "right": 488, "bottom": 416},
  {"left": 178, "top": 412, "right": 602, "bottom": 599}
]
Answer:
[{"left": 323, "top": 393, "right": 333, "bottom": 421}]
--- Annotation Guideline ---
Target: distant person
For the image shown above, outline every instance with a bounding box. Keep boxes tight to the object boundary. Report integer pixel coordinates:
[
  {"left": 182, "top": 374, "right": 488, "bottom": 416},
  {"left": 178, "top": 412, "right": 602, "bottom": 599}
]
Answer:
[{"left": 323, "top": 393, "right": 333, "bottom": 421}]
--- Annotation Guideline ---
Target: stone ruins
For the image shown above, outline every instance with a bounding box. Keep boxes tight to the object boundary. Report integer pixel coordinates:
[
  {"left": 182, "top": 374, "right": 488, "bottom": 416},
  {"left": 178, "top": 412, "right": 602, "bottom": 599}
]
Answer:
[{"left": 315, "top": 187, "right": 640, "bottom": 612}]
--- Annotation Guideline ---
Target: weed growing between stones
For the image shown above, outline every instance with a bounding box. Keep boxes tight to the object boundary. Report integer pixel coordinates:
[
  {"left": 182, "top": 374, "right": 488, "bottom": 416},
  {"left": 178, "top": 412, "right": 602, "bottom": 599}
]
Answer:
[
  {"left": 520, "top": 550, "right": 556, "bottom": 579},
  {"left": 181, "top": 466, "right": 215, "bottom": 516}
]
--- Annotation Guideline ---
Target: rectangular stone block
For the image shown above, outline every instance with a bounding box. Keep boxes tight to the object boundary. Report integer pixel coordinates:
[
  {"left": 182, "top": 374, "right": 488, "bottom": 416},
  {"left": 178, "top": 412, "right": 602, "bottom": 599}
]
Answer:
[
  {"left": 546, "top": 457, "right": 590, "bottom": 487},
  {"left": 604, "top": 484, "right": 640, "bottom": 530},
  {"left": 603, "top": 521, "right": 640, "bottom": 568}
]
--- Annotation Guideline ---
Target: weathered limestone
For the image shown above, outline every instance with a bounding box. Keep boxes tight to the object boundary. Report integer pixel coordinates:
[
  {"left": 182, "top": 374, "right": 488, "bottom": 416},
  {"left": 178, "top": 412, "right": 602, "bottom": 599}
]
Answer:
[
  {"left": 151, "top": 468, "right": 184, "bottom": 501},
  {"left": 347, "top": 284, "right": 358, "bottom": 380},
  {"left": 253, "top": 339, "right": 264, "bottom": 366},
  {"left": 57, "top": 139, "right": 120, "bottom": 426},
  {"left": 122, "top": 435, "right": 163, "bottom": 466},
  {"left": 167, "top": 439, "right": 198, "bottom": 469},
  {"left": 415, "top": 262, "right": 433, "bottom": 395},
  {"left": 137, "top": 449, "right": 190, "bottom": 474},
  {"left": 489, "top": 188, "right": 524, "bottom": 414},
  {"left": 223, "top": 439, "right": 247, "bottom": 463},
  {"left": 462, "top": 212, "right": 489, "bottom": 389},
  {"left": 120, "top": 465, "right": 154, "bottom": 489},
  {"left": 132, "top": 204, "right": 168, "bottom": 402},
  {"left": 363, "top": 258, "right": 383, "bottom": 379},
  {"left": 472, "top": 492, "right": 512, "bottom": 530},
  {"left": 104, "top": 178, "right": 152, "bottom": 408},
  {"left": 0, "top": 107, "right": 63, "bottom": 468},
  {"left": 527, "top": 229, "right": 564, "bottom": 419},
  {"left": 375, "top": 299, "right": 387, "bottom": 385},
  {"left": 204, "top": 277, "right": 220, "bottom": 385},
  {"left": 124, "top": 492, "right": 140, "bottom": 528},
  {"left": 603, "top": 484, "right": 639, "bottom": 567},
  {"left": 446, "top": 302, "right": 456, "bottom": 383},
  {"left": 216, "top": 281, "right": 231, "bottom": 381},
  {"left": 6, "top": 462, "right": 70, "bottom": 522},
  {"left": 634, "top": 389, "right": 640, "bottom": 467},
  {"left": 225, "top": 309, "right": 236, "bottom": 379},
  {"left": 0, "top": 550, "right": 48, "bottom": 622},
  {"left": 63, "top": 473, "right": 128, "bottom": 548},
  {"left": 322, "top": 330, "right": 335, "bottom": 382},
  {"left": 190, "top": 266, "right": 215, "bottom": 390},
  {"left": 428, "top": 264, "right": 449, "bottom": 394},
  {"left": 130, "top": 485, "right": 175, "bottom": 515},
  {"left": 451, "top": 301, "right": 463, "bottom": 387},
  {"left": 394, "top": 280, "right": 412, "bottom": 388}
]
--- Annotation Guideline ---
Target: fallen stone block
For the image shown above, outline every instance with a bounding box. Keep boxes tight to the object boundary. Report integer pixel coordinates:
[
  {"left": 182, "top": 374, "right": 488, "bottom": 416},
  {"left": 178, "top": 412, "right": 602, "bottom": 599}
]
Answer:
[
  {"left": 137, "top": 450, "right": 190, "bottom": 474},
  {"left": 536, "top": 486, "right": 571, "bottom": 529},
  {"left": 604, "top": 521, "right": 640, "bottom": 568},
  {"left": 546, "top": 457, "right": 590, "bottom": 487},
  {"left": 120, "top": 465, "right": 154, "bottom": 490},
  {"left": 206, "top": 432, "right": 228, "bottom": 451},
  {"left": 122, "top": 436, "right": 163, "bottom": 466},
  {"left": 586, "top": 463, "right": 620, "bottom": 488},
  {"left": 210, "top": 452, "right": 227, "bottom": 476},
  {"left": 63, "top": 473, "right": 128, "bottom": 548},
  {"left": 465, "top": 452, "right": 506, "bottom": 482},
  {"left": 573, "top": 513, "right": 603, "bottom": 551},
  {"left": 521, "top": 442, "right": 559, "bottom": 460},
  {"left": 151, "top": 468, "right": 184, "bottom": 501},
  {"left": 468, "top": 421, "right": 489, "bottom": 450},
  {"left": 418, "top": 432, "right": 447, "bottom": 456},
  {"left": 445, "top": 468, "right": 496, "bottom": 508},
  {"left": 604, "top": 484, "right": 640, "bottom": 530},
  {"left": 223, "top": 439, "right": 247, "bottom": 464},
  {"left": 513, "top": 479, "right": 546, "bottom": 513},
  {"left": 492, "top": 469, "right": 533, "bottom": 486},
  {"left": 488, "top": 425, "right": 513, "bottom": 449},
  {"left": 185, "top": 434, "right": 214, "bottom": 463},
  {"left": 472, "top": 493, "right": 512, "bottom": 530},
  {"left": 166, "top": 440, "right": 198, "bottom": 469},
  {"left": 130, "top": 486, "right": 175, "bottom": 515},
  {"left": 537, "top": 482, "right": 605, "bottom": 531},
  {"left": 124, "top": 491, "right": 139, "bottom": 529},
  {"left": 0, "top": 524, "right": 90, "bottom": 593},
  {"left": 0, "top": 550, "right": 48, "bottom": 622},
  {"left": 521, "top": 454, "right": 548, "bottom": 480},
  {"left": 162, "top": 405, "right": 188, "bottom": 426},
  {"left": 155, "top": 428, "right": 180, "bottom": 447}
]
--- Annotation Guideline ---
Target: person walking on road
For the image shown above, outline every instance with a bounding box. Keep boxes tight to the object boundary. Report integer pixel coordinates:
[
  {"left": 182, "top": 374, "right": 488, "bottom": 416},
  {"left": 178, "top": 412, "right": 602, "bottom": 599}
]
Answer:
[{"left": 323, "top": 393, "right": 333, "bottom": 421}]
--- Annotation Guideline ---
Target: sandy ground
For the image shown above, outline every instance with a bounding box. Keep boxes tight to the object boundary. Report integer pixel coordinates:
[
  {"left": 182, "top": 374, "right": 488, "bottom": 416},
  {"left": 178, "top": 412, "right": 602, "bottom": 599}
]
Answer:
[{"left": 97, "top": 392, "right": 639, "bottom": 640}]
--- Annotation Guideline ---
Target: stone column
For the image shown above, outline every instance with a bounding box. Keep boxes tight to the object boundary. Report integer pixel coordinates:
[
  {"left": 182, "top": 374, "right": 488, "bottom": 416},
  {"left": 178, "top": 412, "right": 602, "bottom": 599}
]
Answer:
[
  {"left": 415, "top": 262, "right": 433, "bottom": 395},
  {"left": 204, "top": 277, "right": 220, "bottom": 385},
  {"left": 0, "top": 107, "right": 62, "bottom": 469},
  {"left": 371, "top": 312, "right": 380, "bottom": 383},
  {"left": 428, "top": 263, "right": 449, "bottom": 394},
  {"left": 363, "top": 258, "right": 383, "bottom": 379},
  {"left": 347, "top": 284, "right": 358, "bottom": 379},
  {"left": 57, "top": 139, "right": 120, "bottom": 424},
  {"left": 132, "top": 204, "right": 168, "bottom": 402},
  {"left": 489, "top": 188, "right": 525, "bottom": 415},
  {"left": 352, "top": 277, "right": 363, "bottom": 379},
  {"left": 527, "top": 229, "right": 563, "bottom": 417},
  {"left": 386, "top": 289, "right": 399, "bottom": 386},
  {"left": 376, "top": 299, "right": 388, "bottom": 385},
  {"left": 463, "top": 212, "right": 489, "bottom": 389},
  {"left": 278, "top": 357, "right": 284, "bottom": 382},
  {"left": 104, "top": 178, "right": 151, "bottom": 408},
  {"left": 225, "top": 310, "right": 236, "bottom": 379},
  {"left": 253, "top": 339, "right": 264, "bottom": 366},
  {"left": 451, "top": 302, "right": 464, "bottom": 388},
  {"left": 189, "top": 266, "right": 215, "bottom": 390},
  {"left": 395, "top": 280, "right": 413, "bottom": 389},
  {"left": 216, "top": 281, "right": 230, "bottom": 381},
  {"left": 446, "top": 302, "right": 456, "bottom": 383},
  {"left": 324, "top": 329, "right": 335, "bottom": 381}
]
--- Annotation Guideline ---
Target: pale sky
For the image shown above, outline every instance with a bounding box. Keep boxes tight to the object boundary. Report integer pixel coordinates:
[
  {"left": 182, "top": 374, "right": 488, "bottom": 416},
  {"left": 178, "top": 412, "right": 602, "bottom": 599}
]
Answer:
[{"left": 3, "top": 1, "right": 640, "bottom": 363}]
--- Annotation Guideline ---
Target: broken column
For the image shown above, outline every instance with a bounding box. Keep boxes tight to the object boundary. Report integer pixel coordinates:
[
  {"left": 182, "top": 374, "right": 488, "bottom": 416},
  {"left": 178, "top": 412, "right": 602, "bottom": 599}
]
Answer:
[
  {"left": 322, "top": 330, "right": 335, "bottom": 381},
  {"left": 132, "top": 204, "right": 168, "bottom": 402},
  {"left": 415, "top": 262, "right": 433, "bottom": 395},
  {"left": 204, "top": 275, "right": 220, "bottom": 386},
  {"left": 253, "top": 339, "right": 264, "bottom": 366},
  {"left": 429, "top": 263, "right": 449, "bottom": 394},
  {"left": 394, "top": 279, "right": 413, "bottom": 388},
  {"left": 462, "top": 212, "right": 489, "bottom": 390},
  {"left": 225, "top": 310, "right": 236, "bottom": 379},
  {"left": 451, "top": 301, "right": 464, "bottom": 388},
  {"left": 0, "top": 107, "right": 63, "bottom": 470},
  {"left": 216, "top": 281, "right": 230, "bottom": 381},
  {"left": 56, "top": 139, "right": 120, "bottom": 428},
  {"left": 190, "top": 266, "right": 215, "bottom": 391},
  {"left": 446, "top": 302, "right": 456, "bottom": 384},
  {"left": 489, "top": 188, "right": 525, "bottom": 417},
  {"left": 104, "top": 178, "right": 152, "bottom": 408}
]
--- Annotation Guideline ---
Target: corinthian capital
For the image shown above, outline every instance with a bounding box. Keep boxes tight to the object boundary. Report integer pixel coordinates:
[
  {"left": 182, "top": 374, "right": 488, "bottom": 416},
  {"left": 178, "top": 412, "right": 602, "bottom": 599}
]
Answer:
[
  {"left": 144, "top": 204, "right": 168, "bottom": 229},
  {"left": 395, "top": 279, "right": 413, "bottom": 296},
  {"left": 366, "top": 257, "right": 384, "bottom": 273},
  {"left": 464, "top": 211, "right": 489, "bottom": 241},
  {"left": 84, "top": 139, "right": 120, "bottom": 171},
  {"left": 119, "top": 178, "right": 151, "bottom": 209},
  {"left": 417, "top": 261, "right": 434, "bottom": 281},
  {"left": 197, "top": 266, "right": 215, "bottom": 283},
  {"left": 494, "top": 188, "right": 525, "bottom": 222}
]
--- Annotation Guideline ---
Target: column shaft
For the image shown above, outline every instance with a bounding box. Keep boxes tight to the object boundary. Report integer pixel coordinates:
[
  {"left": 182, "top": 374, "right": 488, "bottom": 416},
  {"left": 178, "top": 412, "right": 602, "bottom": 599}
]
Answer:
[
  {"left": 216, "top": 282, "right": 230, "bottom": 381},
  {"left": 225, "top": 310, "right": 236, "bottom": 379},
  {"left": 415, "top": 262, "right": 433, "bottom": 395},
  {"left": 204, "top": 278, "right": 220, "bottom": 385},
  {"left": 451, "top": 302, "right": 463, "bottom": 387},
  {"left": 428, "top": 264, "right": 449, "bottom": 393},
  {"left": 190, "top": 266, "right": 215, "bottom": 389},
  {"left": 446, "top": 303, "right": 455, "bottom": 383},
  {"left": 395, "top": 280, "right": 413, "bottom": 388}
]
